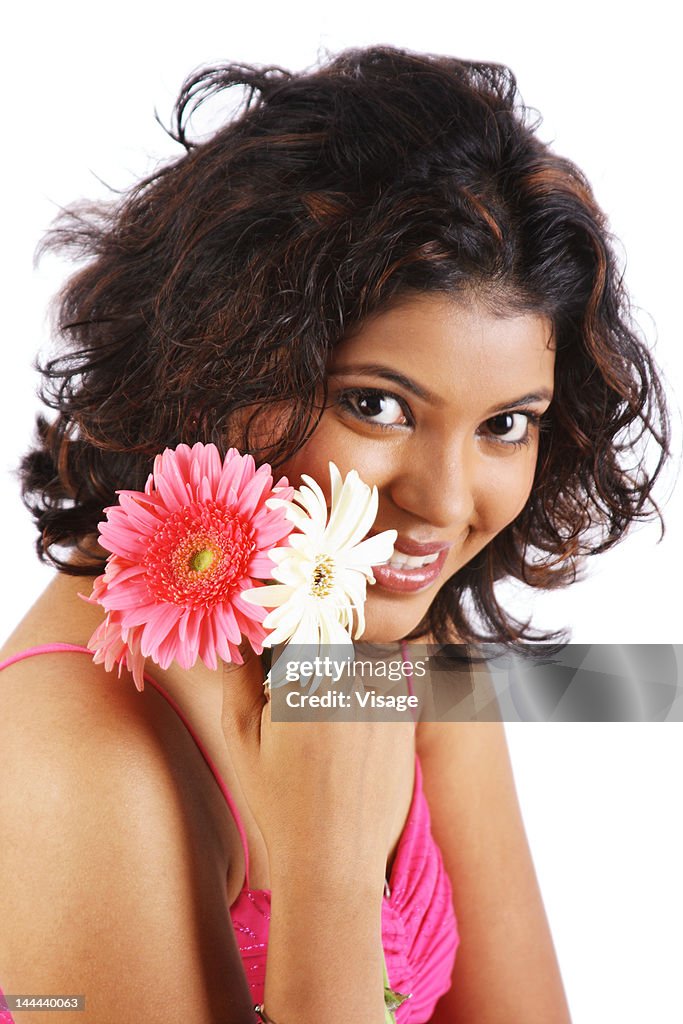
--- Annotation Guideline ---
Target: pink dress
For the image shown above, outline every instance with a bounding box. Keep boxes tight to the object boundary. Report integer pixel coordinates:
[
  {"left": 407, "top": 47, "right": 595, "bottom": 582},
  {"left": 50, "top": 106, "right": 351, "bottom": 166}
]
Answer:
[{"left": 0, "top": 645, "right": 459, "bottom": 1022}]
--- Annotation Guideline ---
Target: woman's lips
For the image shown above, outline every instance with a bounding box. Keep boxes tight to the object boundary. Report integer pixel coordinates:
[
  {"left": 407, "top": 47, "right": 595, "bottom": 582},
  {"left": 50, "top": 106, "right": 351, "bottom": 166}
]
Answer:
[
  {"left": 386, "top": 536, "right": 451, "bottom": 556},
  {"left": 371, "top": 543, "right": 451, "bottom": 593}
]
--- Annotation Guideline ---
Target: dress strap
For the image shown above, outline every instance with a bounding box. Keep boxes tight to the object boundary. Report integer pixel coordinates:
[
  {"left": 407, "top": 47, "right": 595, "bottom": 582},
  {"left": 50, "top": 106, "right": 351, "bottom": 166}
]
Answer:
[
  {"left": 0, "top": 644, "right": 251, "bottom": 887},
  {"left": 0, "top": 642, "right": 95, "bottom": 667}
]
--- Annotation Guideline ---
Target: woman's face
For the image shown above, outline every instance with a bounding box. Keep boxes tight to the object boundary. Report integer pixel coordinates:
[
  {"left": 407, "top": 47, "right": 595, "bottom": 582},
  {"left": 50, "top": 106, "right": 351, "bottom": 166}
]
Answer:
[{"left": 279, "top": 292, "right": 555, "bottom": 642}]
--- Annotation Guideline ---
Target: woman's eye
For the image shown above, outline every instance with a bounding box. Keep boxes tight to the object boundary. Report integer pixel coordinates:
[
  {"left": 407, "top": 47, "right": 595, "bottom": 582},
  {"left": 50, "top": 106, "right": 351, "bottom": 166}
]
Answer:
[
  {"left": 484, "top": 412, "right": 534, "bottom": 445},
  {"left": 338, "top": 389, "right": 409, "bottom": 427}
]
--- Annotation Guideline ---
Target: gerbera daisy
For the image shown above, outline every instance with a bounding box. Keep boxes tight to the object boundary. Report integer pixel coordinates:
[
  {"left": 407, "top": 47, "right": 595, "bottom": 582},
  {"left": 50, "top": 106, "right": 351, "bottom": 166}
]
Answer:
[
  {"left": 242, "top": 462, "right": 396, "bottom": 647},
  {"left": 87, "top": 443, "right": 293, "bottom": 690}
]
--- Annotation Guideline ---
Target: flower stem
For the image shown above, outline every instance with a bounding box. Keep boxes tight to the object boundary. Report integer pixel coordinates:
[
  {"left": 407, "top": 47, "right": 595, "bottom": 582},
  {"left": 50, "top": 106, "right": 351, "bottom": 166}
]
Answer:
[{"left": 383, "top": 952, "right": 412, "bottom": 1020}]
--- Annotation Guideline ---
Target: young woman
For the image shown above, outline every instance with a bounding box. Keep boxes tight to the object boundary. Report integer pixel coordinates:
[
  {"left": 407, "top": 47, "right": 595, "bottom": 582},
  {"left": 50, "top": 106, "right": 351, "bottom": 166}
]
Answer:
[{"left": 0, "top": 45, "right": 668, "bottom": 1023}]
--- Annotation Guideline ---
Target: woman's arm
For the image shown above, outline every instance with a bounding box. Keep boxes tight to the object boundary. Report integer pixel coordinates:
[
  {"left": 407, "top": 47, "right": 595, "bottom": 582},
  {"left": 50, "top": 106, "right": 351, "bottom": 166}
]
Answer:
[
  {"left": 220, "top": 653, "right": 417, "bottom": 1023},
  {"left": 417, "top": 719, "right": 572, "bottom": 1024}
]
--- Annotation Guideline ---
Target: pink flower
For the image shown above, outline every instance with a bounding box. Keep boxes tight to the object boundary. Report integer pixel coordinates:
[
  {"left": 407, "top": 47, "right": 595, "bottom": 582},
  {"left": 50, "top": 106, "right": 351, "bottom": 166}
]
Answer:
[{"left": 87, "top": 443, "right": 293, "bottom": 690}]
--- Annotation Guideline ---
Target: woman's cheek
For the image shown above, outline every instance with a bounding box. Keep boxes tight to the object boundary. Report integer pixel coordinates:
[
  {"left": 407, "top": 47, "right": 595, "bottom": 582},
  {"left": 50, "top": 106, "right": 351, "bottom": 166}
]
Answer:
[
  {"left": 281, "top": 420, "right": 389, "bottom": 494},
  {"left": 478, "top": 453, "right": 538, "bottom": 534}
]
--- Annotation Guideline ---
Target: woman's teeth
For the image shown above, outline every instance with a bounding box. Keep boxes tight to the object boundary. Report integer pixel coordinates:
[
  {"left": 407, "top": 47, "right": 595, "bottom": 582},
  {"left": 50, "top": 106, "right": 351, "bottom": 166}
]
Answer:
[{"left": 387, "top": 551, "right": 440, "bottom": 570}]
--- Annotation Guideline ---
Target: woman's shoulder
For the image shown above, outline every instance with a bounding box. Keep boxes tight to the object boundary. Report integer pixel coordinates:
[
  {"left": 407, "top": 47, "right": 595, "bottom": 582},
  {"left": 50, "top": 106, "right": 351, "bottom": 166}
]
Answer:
[
  {"left": 1, "top": 638, "right": 171, "bottom": 780},
  {"left": 0, "top": 613, "right": 208, "bottom": 859},
  {"left": 0, "top": 572, "right": 230, "bottom": 888},
  {"left": 0, "top": 604, "right": 228, "bottom": 847},
  {"left": 0, "top": 587, "right": 248, "bottom": 1021},
  {"left": 1, "top": 573, "right": 169, "bottom": 751},
  {"left": 1, "top": 574, "right": 238, "bottom": 859},
  {"left": 1, "top": 594, "right": 178, "bottom": 784}
]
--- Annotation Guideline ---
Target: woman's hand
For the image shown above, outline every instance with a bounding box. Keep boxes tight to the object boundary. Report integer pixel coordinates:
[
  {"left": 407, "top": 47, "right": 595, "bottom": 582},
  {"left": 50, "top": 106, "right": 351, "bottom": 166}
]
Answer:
[{"left": 220, "top": 648, "right": 415, "bottom": 884}]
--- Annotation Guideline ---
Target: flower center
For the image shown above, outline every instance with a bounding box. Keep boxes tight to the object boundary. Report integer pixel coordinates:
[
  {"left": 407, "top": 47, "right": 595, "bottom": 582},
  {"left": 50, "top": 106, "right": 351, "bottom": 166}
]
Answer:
[
  {"left": 144, "top": 500, "right": 256, "bottom": 608},
  {"left": 310, "top": 555, "right": 335, "bottom": 597},
  {"left": 190, "top": 548, "right": 215, "bottom": 573}
]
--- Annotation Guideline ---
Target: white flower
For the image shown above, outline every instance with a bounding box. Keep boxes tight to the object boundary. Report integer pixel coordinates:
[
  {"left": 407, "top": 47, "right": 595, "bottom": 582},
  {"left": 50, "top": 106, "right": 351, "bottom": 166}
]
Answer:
[{"left": 241, "top": 462, "right": 396, "bottom": 646}]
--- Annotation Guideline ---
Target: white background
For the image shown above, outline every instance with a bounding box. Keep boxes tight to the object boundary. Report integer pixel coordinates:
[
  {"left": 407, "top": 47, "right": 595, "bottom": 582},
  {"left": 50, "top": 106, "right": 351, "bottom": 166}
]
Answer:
[{"left": 1, "top": 3, "right": 681, "bottom": 1021}]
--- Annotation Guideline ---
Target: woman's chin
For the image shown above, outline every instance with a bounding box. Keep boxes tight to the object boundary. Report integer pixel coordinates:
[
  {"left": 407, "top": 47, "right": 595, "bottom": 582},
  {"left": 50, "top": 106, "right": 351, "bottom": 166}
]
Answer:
[{"left": 357, "top": 600, "right": 426, "bottom": 646}]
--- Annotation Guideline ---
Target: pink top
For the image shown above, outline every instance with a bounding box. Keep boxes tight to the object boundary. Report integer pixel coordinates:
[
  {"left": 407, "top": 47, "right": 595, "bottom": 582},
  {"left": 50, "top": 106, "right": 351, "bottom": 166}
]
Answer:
[{"left": 0, "top": 645, "right": 459, "bottom": 1022}]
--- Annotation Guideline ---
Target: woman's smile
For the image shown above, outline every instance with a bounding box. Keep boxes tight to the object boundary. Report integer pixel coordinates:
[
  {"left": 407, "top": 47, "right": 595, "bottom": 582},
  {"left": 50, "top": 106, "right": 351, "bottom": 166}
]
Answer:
[
  {"left": 371, "top": 543, "right": 451, "bottom": 592},
  {"left": 279, "top": 291, "right": 556, "bottom": 641},
  {"left": 367, "top": 532, "right": 455, "bottom": 592}
]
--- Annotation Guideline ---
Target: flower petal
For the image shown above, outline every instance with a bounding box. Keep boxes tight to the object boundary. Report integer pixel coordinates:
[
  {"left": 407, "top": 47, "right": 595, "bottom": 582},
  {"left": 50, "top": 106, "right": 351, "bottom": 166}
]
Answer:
[
  {"left": 329, "top": 461, "right": 343, "bottom": 509},
  {"left": 235, "top": 463, "right": 274, "bottom": 518},
  {"left": 324, "top": 471, "right": 377, "bottom": 550},
  {"left": 297, "top": 473, "right": 328, "bottom": 520},
  {"left": 293, "top": 480, "right": 328, "bottom": 531},
  {"left": 338, "top": 529, "right": 397, "bottom": 570},
  {"left": 241, "top": 584, "right": 296, "bottom": 607}
]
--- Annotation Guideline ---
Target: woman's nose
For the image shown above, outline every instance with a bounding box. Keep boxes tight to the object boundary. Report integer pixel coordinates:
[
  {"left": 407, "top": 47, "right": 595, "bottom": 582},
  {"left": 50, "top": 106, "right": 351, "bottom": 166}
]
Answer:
[{"left": 387, "top": 441, "right": 476, "bottom": 532}]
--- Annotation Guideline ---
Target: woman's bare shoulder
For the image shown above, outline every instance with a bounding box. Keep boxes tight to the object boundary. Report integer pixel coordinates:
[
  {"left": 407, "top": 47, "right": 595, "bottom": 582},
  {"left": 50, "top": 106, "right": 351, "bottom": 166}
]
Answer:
[
  {"left": 0, "top": 586, "right": 252, "bottom": 1021},
  {"left": 0, "top": 572, "right": 173, "bottom": 770},
  {"left": 0, "top": 581, "right": 229, "bottom": 854},
  {"left": 0, "top": 617, "right": 183, "bottom": 797}
]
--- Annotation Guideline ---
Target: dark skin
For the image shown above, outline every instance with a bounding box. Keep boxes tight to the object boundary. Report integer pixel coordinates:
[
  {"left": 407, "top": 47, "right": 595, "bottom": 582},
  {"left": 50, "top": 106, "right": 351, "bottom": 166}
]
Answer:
[
  {"left": 0, "top": 294, "right": 570, "bottom": 1022},
  {"left": 281, "top": 292, "right": 554, "bottom": 640}
]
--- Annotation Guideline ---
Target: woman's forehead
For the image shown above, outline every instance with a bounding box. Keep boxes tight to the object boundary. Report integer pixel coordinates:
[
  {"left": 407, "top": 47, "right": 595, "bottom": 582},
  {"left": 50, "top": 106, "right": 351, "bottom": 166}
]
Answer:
[{"left": 330, "top": 294, "right": 555, "bottom": 409}]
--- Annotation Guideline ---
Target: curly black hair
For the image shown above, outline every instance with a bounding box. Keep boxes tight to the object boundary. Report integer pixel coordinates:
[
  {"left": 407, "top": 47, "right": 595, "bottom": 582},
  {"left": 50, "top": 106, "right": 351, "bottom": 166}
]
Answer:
[{"left": 20, "top": 44, "right": 670, "bottom": 646}]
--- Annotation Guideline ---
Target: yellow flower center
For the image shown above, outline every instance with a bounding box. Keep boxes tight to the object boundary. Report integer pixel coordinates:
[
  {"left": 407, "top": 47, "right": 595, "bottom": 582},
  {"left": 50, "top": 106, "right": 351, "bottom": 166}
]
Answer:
[
  {"left": 190, "top": 547, "right": 216, "bottom": 573},
  {"left": 310, "top": 555, "right": 335, "bottom": 597}
]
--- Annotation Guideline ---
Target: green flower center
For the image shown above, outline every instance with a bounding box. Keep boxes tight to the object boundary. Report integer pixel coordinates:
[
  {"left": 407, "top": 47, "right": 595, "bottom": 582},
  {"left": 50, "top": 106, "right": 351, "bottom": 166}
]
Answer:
[{"left": 190, "top": 548, "right": 216, "bottom": 573}]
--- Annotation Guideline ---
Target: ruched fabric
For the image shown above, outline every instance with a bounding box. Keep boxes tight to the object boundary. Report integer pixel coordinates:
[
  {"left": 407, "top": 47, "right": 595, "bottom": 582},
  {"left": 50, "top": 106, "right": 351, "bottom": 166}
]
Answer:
[
  {"left": 381, "top": 756, "right": 460, "bottom": 1020},
  {"left": 0, "top": 645, "right": 459, "bottom": 1022}
]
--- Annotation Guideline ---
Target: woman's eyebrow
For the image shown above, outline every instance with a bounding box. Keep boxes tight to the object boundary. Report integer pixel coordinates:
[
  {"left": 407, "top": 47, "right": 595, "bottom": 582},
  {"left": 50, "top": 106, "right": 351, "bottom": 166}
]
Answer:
[
  {"left": 328, "top": 365, "right": 554, "bottom": 413},
  {"left": 328, "top": 365, "right": 436, "bottom": 402},
  {"left": 485, "top": 389, "right": 554, "bottom": 415}
]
